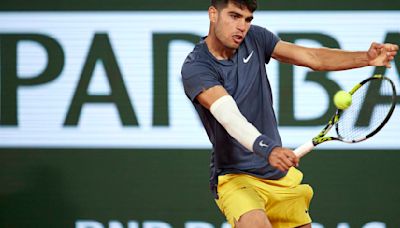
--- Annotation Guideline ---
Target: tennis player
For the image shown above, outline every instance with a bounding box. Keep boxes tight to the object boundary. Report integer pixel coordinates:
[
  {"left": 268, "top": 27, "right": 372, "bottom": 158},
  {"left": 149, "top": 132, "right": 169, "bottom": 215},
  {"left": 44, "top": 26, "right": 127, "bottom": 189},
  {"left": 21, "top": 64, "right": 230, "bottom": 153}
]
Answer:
[{"left": 181, "top": 0, "right": 398, "bottom": 227}]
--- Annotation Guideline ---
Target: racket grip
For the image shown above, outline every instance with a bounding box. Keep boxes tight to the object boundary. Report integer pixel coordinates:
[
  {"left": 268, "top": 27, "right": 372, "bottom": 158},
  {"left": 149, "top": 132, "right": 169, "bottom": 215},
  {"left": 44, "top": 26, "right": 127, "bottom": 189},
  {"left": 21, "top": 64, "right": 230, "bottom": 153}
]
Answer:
[{"left": 293, "top": 140, "right": 315, "bottom": 158}]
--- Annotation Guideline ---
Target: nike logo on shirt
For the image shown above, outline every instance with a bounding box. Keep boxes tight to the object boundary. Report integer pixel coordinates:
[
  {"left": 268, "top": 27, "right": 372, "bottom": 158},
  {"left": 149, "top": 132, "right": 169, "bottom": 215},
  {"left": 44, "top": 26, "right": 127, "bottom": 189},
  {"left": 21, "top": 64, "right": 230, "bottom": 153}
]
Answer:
[
  {"left": 243, "top": 51, "right": 254, "bottom": 63},
  {"left": 259, "top": 140, "right": 269, "bottom": 148}
]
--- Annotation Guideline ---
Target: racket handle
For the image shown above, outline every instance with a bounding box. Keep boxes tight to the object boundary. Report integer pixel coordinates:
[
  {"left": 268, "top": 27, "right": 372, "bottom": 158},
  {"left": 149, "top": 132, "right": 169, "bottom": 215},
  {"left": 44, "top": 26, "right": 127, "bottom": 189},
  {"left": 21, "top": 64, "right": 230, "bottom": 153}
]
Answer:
[{"left": 293, "top": 140, "right": 315, "bottom": 158}]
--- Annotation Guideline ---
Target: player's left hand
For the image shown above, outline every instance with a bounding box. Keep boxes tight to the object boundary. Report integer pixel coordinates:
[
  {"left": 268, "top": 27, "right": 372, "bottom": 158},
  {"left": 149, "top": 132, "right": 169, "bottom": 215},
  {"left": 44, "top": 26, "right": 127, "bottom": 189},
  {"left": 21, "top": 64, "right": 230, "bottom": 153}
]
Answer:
[{"left": 367, "top": 42, "right": 399, "bottom": 68}]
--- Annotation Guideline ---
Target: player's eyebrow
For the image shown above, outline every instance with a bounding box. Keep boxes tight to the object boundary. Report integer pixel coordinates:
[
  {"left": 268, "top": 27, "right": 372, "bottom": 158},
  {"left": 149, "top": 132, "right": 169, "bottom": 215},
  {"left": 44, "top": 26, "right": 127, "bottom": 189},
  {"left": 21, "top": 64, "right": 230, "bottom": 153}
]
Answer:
[{"left": 228, "top": 11, "right": 254, "bottom": 22}]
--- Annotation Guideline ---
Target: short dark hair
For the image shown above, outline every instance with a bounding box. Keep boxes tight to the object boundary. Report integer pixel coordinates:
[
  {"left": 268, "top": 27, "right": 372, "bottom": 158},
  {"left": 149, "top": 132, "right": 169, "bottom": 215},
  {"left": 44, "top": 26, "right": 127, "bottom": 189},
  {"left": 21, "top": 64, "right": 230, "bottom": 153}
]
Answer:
[{"left": 211, "top": 0, "right": 258, "bottom": 12}]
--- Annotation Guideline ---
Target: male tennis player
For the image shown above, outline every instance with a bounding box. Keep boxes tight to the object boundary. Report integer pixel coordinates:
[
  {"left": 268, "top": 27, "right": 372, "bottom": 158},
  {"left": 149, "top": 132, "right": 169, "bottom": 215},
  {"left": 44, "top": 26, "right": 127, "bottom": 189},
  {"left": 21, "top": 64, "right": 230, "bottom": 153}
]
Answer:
[{"left": 181, "top": 0, "right": 398, "bottom": 227}]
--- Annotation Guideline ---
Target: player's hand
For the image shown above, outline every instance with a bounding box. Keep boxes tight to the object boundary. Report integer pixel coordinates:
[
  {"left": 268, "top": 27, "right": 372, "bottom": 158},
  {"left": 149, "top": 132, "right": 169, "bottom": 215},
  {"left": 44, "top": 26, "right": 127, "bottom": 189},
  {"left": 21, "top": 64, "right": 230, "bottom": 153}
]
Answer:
[
  {"left": 367, "top": 42, "right": 399, "bottom": 68},
  {"left": 268, "top": 147, "right": 299, "bottom": 172}
]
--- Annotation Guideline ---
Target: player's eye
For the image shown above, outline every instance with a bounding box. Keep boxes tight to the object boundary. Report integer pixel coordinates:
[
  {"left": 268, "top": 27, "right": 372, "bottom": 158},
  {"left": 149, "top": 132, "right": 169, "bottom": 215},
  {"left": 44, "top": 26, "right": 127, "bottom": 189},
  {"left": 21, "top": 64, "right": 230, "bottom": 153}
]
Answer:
[{"left": 230, "top": 14, "right": 239, "bottom": 19}]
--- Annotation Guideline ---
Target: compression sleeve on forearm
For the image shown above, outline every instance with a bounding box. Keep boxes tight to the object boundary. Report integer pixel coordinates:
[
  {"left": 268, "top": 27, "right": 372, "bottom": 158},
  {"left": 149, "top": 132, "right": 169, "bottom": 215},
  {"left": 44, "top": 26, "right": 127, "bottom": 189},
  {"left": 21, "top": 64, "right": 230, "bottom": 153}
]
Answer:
[
  {"left": 210, "top": 95, "right": 260, "bottom": 151},
  {"left": 209, "top": 95, "right": 278, "bottom": 158}
]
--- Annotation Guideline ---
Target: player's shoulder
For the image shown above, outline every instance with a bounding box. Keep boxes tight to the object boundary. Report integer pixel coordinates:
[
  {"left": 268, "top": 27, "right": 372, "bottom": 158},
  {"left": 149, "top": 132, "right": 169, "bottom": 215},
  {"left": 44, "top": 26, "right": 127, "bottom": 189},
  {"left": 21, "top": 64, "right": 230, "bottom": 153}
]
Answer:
[
  {"left": 181, "top": 42, "right": 215, "bottom": 76},
  {"left": 246, "top": 24, "right": 280, "bottom": 53},
  {"left": 249, "top": 24, "right": 267, "bottom": 33},
  {"left": 248, "top": 24, "right": 274, "bottom": 38}
]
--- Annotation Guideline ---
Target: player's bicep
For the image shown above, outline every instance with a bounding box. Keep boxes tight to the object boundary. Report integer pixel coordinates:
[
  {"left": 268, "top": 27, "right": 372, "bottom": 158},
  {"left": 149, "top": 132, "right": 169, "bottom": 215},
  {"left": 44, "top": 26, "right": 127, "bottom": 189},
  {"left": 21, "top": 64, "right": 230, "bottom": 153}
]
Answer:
[
  {"left": 272, "top": 40, "right": 318, "bottom": 69},
  {"left": 196, "top": 85, "right": 229, "bottom": 110}
]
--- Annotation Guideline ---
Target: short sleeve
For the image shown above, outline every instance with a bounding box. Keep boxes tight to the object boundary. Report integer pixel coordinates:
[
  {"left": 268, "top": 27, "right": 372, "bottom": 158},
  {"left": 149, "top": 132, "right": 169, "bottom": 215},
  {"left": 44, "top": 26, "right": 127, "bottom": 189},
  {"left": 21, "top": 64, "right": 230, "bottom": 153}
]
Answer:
[
  {"left": 181, "top": 60, "right": 221, "bottom": 101},
  {"left": 251, "top": 25, "right": 280, "bottom": 64}
]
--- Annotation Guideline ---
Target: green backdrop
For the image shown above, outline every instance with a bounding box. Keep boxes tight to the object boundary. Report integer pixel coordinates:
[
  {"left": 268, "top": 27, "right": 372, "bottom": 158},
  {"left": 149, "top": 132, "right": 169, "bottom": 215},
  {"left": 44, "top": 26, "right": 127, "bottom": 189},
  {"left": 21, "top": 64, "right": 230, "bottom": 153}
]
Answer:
[
  {"left": 0, "top": 0, "right": 399, "bottom": 11},
  {"left": 1, "top": 149, "right": 399, "bottom": 227}
]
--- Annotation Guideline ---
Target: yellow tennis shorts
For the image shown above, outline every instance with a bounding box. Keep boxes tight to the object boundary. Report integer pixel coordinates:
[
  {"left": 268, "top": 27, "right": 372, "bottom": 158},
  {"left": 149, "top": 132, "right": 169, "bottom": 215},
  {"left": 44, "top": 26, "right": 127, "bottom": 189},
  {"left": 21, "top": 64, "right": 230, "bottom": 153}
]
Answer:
[{"left": 215, "top": 167, "right": 313, "bottom": 228}]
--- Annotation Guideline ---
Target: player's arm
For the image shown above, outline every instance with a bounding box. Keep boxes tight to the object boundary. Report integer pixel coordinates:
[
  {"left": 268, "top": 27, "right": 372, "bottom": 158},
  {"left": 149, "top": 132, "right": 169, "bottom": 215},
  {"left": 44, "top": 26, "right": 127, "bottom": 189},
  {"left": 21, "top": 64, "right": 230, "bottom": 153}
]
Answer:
[
  {"left": 196, "top": 85, "right": 298, "bottom": 171},
  {"left": 272, "top": 40, "right": 398, "bottom": 71}
]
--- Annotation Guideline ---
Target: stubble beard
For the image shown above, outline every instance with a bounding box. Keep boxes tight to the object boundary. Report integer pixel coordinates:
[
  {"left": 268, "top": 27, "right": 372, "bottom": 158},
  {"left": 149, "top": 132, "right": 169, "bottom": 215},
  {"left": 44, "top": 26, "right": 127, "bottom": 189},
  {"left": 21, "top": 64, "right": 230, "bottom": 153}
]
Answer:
[{"left": 215, "top": 28, "right": 239, "bottom": 51}]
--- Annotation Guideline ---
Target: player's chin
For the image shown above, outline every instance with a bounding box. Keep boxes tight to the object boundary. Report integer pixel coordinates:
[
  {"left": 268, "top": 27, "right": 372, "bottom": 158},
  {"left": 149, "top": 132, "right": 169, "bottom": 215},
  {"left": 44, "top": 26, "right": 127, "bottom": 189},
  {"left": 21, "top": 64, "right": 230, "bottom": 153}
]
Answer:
[
  {"left": 226, "top": 41, "right": 240, "bottom": 50},
  {"left": 234, "top": 39, "right": 244, "bottom": 46}
]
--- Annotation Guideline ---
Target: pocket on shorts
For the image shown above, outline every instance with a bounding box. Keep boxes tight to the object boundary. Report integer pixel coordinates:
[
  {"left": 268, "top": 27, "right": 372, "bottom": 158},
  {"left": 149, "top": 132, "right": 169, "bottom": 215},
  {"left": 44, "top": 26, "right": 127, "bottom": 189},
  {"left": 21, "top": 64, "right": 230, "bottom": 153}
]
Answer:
[
  {"left": 217, "top": 174, "right": 235, "bottom": 188},
  {"left": 217, "top": 174, "right": 234, "bottom": 199}
]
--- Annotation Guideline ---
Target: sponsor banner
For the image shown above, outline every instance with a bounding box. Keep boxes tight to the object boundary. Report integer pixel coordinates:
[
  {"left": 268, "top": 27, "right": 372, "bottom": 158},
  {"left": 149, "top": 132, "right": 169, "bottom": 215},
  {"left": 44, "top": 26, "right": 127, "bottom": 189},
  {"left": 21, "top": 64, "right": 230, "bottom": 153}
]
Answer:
[
  {"left": 74, "top": 220, "right": 387, "bottom": 228},
  {"left": 0, "top": 12, "right": 399, "bottom": 149}
]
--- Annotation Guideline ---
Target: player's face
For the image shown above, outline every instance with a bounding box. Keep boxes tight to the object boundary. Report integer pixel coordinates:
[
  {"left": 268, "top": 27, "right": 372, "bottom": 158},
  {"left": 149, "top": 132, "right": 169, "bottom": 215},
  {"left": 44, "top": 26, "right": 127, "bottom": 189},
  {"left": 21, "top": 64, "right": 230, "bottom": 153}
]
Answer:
[{"left": 213, "top": 2, "right": 253, "bottom": 49}]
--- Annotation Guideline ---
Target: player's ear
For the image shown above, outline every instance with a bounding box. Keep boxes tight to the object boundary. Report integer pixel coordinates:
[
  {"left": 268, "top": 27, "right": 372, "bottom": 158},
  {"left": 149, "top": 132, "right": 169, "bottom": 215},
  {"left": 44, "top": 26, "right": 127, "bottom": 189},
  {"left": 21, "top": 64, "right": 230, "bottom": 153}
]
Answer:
[{"left": 208, "top": 6, "right": 217, "bottom": 23}]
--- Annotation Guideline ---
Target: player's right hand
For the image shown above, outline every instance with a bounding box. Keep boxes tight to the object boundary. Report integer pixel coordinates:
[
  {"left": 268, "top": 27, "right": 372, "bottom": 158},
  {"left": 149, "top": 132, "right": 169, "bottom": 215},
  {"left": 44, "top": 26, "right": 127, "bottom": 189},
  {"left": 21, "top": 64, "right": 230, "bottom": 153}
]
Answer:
[{"left": 268, "top": 147, "right": 299, "bottom": 172}]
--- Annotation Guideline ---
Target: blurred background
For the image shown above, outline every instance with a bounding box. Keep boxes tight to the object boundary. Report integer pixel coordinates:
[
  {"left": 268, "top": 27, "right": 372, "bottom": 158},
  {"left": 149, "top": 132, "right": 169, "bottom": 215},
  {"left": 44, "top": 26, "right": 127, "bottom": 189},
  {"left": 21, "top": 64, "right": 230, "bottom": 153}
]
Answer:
[{"left": 0, "top": 1, "right": 399, "bottom": 228}]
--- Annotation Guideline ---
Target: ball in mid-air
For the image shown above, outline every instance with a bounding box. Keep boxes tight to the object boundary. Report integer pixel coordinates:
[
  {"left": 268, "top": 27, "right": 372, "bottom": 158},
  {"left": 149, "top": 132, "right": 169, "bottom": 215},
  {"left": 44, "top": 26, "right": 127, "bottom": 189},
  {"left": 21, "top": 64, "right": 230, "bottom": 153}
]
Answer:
[{"left": 333, "top": 90, "right": 352, "bottom": 110}]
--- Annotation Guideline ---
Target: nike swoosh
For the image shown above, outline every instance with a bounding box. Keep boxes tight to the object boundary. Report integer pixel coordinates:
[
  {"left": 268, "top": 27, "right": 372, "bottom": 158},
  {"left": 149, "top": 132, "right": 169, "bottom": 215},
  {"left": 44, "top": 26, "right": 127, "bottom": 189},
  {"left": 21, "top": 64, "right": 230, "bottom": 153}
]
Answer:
[
  {"left": 259, "top": 140, "right": 269, "bottom": 148},
  {"left": 243, "top": 51, "right": 254, "bottom": 63}
]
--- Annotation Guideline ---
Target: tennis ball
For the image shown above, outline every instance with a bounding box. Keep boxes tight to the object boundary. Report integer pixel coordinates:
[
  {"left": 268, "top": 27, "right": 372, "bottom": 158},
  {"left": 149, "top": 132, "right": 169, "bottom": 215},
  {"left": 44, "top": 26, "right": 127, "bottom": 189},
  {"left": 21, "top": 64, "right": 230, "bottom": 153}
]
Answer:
[{"left": 333, "top": 90, "right": 352, "bottom": 110}]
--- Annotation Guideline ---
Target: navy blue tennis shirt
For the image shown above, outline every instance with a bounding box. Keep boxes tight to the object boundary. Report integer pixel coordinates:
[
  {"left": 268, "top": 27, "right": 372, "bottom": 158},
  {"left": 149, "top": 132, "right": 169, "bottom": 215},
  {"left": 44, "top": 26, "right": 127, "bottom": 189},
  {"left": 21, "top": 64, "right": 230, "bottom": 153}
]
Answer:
[{"left": 181, "top": 25, "right": 286, "bottom": 198}]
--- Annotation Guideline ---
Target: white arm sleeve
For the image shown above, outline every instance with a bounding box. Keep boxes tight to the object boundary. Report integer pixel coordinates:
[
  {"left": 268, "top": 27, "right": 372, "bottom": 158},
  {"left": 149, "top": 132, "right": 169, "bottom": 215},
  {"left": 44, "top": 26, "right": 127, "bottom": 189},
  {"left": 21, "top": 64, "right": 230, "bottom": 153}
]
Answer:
[{"left": 210, "top": 95, "right": 261, "bottom": 152}]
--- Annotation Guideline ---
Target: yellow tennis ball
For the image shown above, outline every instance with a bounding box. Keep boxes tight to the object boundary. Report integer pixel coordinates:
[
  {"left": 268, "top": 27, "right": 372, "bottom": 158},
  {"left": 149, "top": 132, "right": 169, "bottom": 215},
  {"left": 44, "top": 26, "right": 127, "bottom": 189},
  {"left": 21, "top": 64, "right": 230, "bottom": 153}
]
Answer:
[{"left": 333, "top": 90, "right": 352, "bottom": 110}]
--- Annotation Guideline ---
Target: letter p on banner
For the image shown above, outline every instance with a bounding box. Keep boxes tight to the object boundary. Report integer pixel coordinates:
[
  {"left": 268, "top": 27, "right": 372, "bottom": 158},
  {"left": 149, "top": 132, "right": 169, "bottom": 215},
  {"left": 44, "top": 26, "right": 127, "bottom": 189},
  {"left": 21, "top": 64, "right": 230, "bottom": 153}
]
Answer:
[{"left": 0, "top": 33, "right": 64, "bottom": 125}]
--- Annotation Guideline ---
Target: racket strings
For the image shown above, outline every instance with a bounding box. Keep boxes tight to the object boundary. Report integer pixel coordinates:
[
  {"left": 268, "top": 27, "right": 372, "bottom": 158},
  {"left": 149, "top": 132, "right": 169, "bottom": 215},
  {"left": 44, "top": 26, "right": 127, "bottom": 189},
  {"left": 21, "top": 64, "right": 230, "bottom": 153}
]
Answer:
[{"left": 336, "top": 78, "right": 395, "bottom": 141}]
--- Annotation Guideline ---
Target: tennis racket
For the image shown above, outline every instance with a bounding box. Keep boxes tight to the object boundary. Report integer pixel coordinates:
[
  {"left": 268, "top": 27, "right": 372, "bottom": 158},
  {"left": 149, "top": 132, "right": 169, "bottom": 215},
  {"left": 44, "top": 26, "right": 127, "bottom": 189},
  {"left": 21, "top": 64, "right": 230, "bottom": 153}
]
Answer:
[{"left": 294, "top": 74, "right": 397, "bottom": 158}]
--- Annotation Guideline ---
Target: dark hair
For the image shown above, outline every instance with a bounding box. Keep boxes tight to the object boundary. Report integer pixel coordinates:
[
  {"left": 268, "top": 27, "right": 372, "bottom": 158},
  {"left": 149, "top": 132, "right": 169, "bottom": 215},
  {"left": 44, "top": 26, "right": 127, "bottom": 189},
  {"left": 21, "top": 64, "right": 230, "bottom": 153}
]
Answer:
[{"left": 211, "top": 0, "right": 257, "bottom": 12}]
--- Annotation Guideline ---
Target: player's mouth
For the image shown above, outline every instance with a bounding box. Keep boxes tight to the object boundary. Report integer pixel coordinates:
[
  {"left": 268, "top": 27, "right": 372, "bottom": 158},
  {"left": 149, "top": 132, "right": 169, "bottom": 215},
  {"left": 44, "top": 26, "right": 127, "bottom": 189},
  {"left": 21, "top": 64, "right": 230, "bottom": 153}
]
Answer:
[{"left": 232, "top": 35, "right": 243, "bottom": 44}]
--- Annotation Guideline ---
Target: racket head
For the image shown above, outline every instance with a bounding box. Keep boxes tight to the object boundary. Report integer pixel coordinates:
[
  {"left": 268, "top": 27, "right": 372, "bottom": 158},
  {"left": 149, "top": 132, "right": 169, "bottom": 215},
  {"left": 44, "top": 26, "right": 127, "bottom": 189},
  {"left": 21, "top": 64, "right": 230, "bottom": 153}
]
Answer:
[{"left": 335, "top": 75, "right": 396, "bottom": 143}]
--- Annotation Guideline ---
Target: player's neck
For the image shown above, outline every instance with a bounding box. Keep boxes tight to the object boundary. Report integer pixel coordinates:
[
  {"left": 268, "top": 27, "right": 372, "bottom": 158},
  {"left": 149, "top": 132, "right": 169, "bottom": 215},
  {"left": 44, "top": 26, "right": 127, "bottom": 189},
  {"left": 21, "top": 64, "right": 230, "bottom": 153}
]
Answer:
[{"left": 205, "top": 35, "right": 236, "bottom": 60}]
